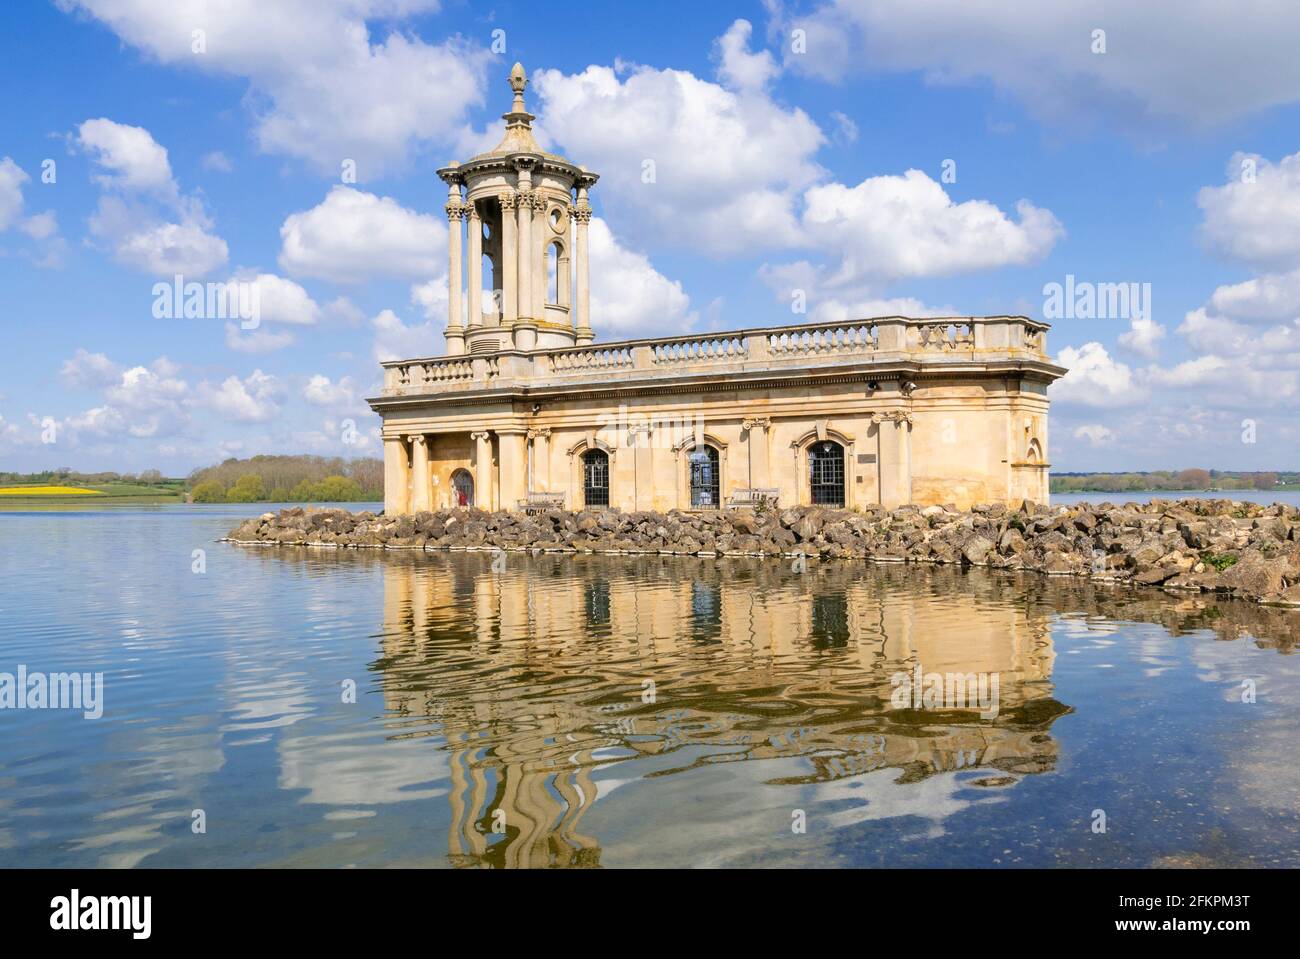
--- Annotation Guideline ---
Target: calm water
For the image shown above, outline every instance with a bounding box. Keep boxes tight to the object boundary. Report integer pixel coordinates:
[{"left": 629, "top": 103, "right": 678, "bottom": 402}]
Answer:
[
  {"left": 1053, "top": 489, "right": 1300, "bottom": 508},
  {"left": 1, "top": 505, "right": 1299, "bottom": 868}
]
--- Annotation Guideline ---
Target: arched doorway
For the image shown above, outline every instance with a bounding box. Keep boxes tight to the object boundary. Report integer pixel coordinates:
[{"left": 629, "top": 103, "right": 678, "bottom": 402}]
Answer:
[
  {"left": 688, "top": 445, "right": 721, "bottom": 507},
  {"left": 582, "top": 449, "right": 609, "bottom": 507},
  {"left": 808, "top": 440, "right": 845, "bottom": 506},
  {"left": 451, "top": 469, "right": 474, "bottom": 507}
]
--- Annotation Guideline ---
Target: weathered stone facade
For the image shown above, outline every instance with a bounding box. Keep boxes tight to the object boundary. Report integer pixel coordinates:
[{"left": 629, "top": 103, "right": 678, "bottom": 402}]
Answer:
[{"left": 368, "top": 64, "right": 1066, "bottom": 514}]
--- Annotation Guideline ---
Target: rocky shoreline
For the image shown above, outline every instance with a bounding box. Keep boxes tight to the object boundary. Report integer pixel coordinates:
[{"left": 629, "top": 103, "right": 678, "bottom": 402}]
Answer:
[{"left": 224, "top": 498, "right": 1300, "bottom": 608}]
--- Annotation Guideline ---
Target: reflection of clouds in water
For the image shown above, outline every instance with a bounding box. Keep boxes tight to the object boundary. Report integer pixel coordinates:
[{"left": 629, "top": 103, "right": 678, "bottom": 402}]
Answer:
[
  {"left": 817, "top": 766, "right": 1008, "bottom": 837},
  {"left": 279, "top": 729, "right": 448, "bottom": 807}
]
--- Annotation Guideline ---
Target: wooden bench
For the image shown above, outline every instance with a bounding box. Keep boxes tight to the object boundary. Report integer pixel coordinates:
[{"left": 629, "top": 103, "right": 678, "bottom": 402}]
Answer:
[
  {"left": 518, "top": 491, "right": 566, "bottom": 513},
  {"left": 726, "top": 488, "right": 780, "bottom": 509}
]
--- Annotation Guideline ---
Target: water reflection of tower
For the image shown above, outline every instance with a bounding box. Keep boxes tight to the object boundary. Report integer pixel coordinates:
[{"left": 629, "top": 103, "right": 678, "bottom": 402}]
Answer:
[{"left": 378, "top": 552, "right": 1070, "bottom": 868}]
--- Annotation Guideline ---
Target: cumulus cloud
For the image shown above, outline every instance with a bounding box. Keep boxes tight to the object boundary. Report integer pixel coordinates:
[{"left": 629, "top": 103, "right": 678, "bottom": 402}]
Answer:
[
  {"left": 1118, "top": 316, "right": 1166, "bottom": 359},
  {"left": 0, "top": 157, "right": 28, "bottom": 230},
  {"left": 77, "top": 119, "right": 227, "bottom": 276},
  {"left": 588, "top": 218, "right": 692, "bottom": 336},
  {"left": 773, "top": 0, "right": 1300, "bottom": 133},
  {"left": 196, "top": 370, "right": 283, "bottom": 423},
  {"left": 1051, "top": 342, "right": 1145, "bottom": 407},
  {"left": 797, "top": 171, "right": 1062, "bottom": 285},
  {"left": 302, "top": 374, "right": 363, "bottom": 413},
  {"left": 61, "top": 0, "right": 491, "bottom": 175},
  {"left": 371, "top": 308, "right": 435, "bottom": 363},
  {"left": 279, "top": 187, "right": 443, "bottom": 283},
  {"left": 1198, "top": 151, "right": 1300, "bottom": 271},
  {"left": 76, "top": 117, "right": 175, "bottom": 196},
  {"left": 1073, "top": 424, "right": 1115, "bottom": 447},
  {"left": 60, "top": 349, "right": 122, "bottom": 390},
  {"left": 533, "top": 48, "right": 824, "bottom": 254}
]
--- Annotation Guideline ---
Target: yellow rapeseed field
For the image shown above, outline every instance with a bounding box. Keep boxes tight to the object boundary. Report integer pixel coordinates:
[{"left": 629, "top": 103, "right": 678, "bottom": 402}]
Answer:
[{"left": 0, "top": 486, "right": 104, "bottom": 496}]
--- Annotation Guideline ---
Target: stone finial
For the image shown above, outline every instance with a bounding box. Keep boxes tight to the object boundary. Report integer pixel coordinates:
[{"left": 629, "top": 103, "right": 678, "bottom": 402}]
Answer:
[{"left": 508, "top": 62, "right": 529, "bottom": 116}]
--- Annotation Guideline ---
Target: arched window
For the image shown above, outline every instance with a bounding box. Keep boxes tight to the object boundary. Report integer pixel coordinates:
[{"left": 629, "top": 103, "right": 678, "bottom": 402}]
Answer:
[
  {"left": 808, "top": 440, "right": 845, "bottom": 506},
  {"left": 451, "top": 469, "right": 474, "bottom": 508},
  {"left": 583, "top": 449, "right": 609, "bottom": 507},
  {"left": 547, "top": 241, "right": 561, "bottom": 304},
  {"left": 688, "top": 445, "right": 721, "bottom": 508}
]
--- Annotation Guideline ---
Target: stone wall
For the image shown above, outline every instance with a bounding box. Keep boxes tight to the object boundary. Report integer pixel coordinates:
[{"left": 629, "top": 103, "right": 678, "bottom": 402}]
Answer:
[{"left": 226, "top": 498, "right": 1300, "bottom": 608}]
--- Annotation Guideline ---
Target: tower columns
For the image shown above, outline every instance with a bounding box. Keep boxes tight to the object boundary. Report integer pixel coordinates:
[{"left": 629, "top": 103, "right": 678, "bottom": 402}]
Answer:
[
  {"left": 501, "top": 191, "right": 518, "bottom": 327},
  {"left": 515, "top": 161, "right": 535, "bottom": 323},
  {"left": 444, "top": 176, "right": 465, "bottom": 356},
  {"left": 466, "top": 203, "right": 482, "bottom": 330},
  {"left": 574, "top": 183, "right": 593, "bottom": 345}
]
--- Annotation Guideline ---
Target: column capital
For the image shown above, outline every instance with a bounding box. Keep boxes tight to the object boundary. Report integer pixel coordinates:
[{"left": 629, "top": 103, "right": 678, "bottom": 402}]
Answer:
[
  {"left": 526, "top": 427, "right": 552, "bottom": 440},
  {"left": 445, "top": 200, "right": 466, "bottom": 221},
  {"left": 499, "top": 190, "right": 518, "bottom": 211},
  {"left": 407, "top": 433, "right": 427, "bottom": 445},
  {"left": 469, "top": 430, "right": 492, "bottom": 441},
  {"left": 742, "top": 416, "right": 772, "bottom": 432},
  {"left": 571, "top": 206, "right": 592, "bottom": 224},
  {"left": 870, "top": 411, "right": 913, "bottom": 426}
]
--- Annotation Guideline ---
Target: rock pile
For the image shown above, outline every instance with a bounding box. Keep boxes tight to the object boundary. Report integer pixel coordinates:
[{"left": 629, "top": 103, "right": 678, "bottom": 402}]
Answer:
[{"left": 225, "top": 498, "right": 1300, "bottom": 607}]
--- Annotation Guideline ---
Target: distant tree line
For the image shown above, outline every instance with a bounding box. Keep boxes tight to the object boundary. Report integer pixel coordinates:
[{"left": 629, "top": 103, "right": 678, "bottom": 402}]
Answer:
[
  {"left": 187, "top": 455, "right": 383, "bottom": 503},
  {"left": 0, "top": 468, "right": 178, "bottom": 488},
  {"left": 1052, "top": 469, "right": 1293, "bottom": 493}
]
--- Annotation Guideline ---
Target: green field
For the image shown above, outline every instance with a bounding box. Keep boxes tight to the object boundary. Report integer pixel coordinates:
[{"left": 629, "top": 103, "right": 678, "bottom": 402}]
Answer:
[{"left": 0, "top": 482, "right": 184, "bottom": 508}]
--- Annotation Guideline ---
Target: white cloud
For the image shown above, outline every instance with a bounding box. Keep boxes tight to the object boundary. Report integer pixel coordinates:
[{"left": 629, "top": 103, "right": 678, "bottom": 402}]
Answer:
[
  {"left": 588, "top": 218, "right": 692, "bottom": 336},
  {"left": 533, "top": 56, "right": 823, "bottom": 254},
  {"left": 235, "top": 272, "right": 323, "bottom": 326},
  {"left": 60, "top": 349, "right": 122, "bottom": 390},
  {"left": 77, "top": 120, "right": 227, "bottom": 277},
  {"left": 776, "top": 1, "right": 1300, "bottom": 132},
  {"left": 1073, "top": 424, "right": 1115, "bottom": 447},
  {"left": 21, "top": 210, "right": 58, "bottom": 240},
  {"left": 797, "top": 171, "right": 1062, "bottom": 285},
  {"left": 201, "top": 151, "right": 233, "bottom": 173},
  {"left": 0, "top": 157, "right": 29, "bottom": 230},
  {"left": 76, "top": 118, "right": 175, "bottom": 195},
  {"left": 1118, "top": 316, "right": 1166, "bottom": 358},
  {"left": 197, "top": 370, "right": 283, "bottom": 423},
  {"left": 279, "top": 187, "right": 443, "bottom": 283},
  {"left": 371, "top": 308, "right": 435, "bottom": 363},
  {"left": 62, "top": 1, "right": 491, "bottom": 175},
  {"left": 95, "top": 207, "right": 228, "bottom": 276},
  {"left": 302, "top": 374, "right": 362, "bottom": 412},
  {"left": 1051, "top": 342, "right": 1145, "bottom": 407},
  {"left": 225, "top": 323, "right": 294, "bottom": 354},
  {"left": 715, "top": 19, "right": 778, "bottom": 92},
  {"left": 1198, "top": 152, "right": 1300, "bottom": 271}
]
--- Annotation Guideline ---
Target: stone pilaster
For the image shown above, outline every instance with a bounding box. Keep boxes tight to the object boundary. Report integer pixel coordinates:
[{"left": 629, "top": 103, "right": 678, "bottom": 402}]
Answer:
[
  {"left": 497, "top": 428, "right": 528, "bottom": 511},
  {"left": 471, "top": 430, "right": 494, "bottom": 510},
  {"left": 383, "top": 436, "right": 410, "bottom": 515},
  {"left": 573, "top": 184, "right": 593, "bottom": 344},
  {"left": 409, "top": 434, "right": 432, "bottom": 512},
  {"left": 742, "top": 416, "right": 772, "bottom": 490},
  {"left": 528, "top": 427, "right": 552, "bottom": 491}
]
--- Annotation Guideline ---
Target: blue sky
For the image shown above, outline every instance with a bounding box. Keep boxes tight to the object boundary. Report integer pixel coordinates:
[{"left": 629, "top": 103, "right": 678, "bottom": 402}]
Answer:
[{"left": 4, "top": 0, "right": 1300, "bottom": 475}]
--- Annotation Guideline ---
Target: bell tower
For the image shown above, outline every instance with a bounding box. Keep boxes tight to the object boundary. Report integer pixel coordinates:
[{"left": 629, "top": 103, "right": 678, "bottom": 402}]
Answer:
[{"left": 438, "top": 62, "right": 598, "bottom": 355}]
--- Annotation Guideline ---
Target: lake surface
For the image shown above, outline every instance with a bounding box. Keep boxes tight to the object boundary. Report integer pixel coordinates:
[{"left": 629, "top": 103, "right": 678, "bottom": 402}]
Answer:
[
  {"left": 1053, "top": 489, "right": 1300, "bottom": 508},
  {"left": 2, "top": 504, "right": 1299, "bottom": 868}
]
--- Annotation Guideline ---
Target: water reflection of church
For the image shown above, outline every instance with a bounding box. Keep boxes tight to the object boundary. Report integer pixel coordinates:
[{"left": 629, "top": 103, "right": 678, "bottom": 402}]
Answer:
[{"left": 377, "top": 553, "right": 1070, "bottom": 868}]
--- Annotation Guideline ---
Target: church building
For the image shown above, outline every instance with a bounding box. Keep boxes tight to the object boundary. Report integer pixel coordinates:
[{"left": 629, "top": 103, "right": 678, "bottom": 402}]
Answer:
[{"left": 368, "top": 64, "right": 1066, "bottom": 515}]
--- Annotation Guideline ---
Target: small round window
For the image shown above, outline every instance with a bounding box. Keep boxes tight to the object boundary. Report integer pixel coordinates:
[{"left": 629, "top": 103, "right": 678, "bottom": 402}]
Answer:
[{"left": 549, "top": 208, "right": 563, "bottom": 230}]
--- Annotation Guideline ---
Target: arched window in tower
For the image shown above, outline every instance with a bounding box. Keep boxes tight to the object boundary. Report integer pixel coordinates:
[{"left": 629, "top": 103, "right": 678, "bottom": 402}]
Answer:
[
  {"left": 547, "top": 241, "right": 561, "bottom": 305},
  {"left": 808, "top": 440, "right": 845, "bottom": 506},
  {"left": 688, "top": 445, "right": 721, "bottom": 508},
  {"left": 583, "top": 449, "right": 609, "bottom": 507}
]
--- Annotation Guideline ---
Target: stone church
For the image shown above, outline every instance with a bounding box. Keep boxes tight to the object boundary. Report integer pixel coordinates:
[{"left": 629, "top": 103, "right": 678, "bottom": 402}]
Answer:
[{"left": 369, "top": 63, "right": 1065, "bottom": 515}]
